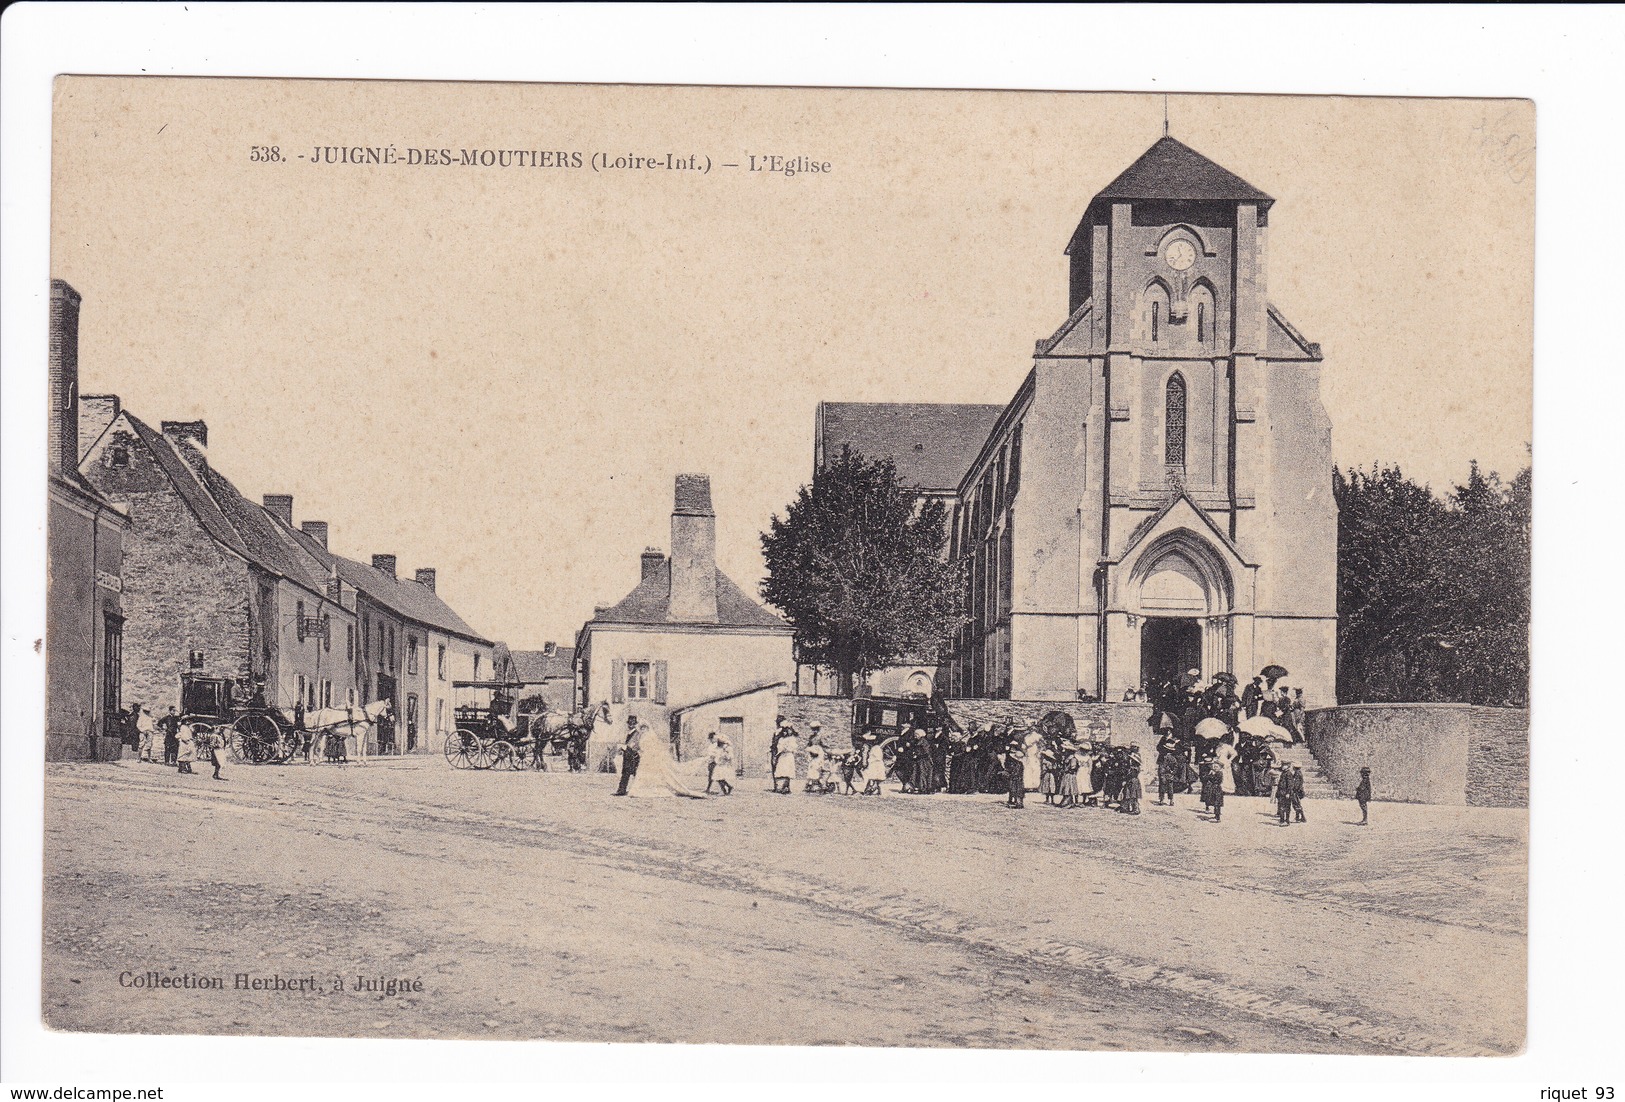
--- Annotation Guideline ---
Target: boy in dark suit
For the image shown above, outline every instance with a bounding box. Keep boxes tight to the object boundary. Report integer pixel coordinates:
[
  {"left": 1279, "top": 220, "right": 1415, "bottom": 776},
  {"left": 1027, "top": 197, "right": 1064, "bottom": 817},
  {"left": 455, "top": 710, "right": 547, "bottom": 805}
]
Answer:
[{"left": 1355, "top": 767, "right": 1372, "bottom": 825}]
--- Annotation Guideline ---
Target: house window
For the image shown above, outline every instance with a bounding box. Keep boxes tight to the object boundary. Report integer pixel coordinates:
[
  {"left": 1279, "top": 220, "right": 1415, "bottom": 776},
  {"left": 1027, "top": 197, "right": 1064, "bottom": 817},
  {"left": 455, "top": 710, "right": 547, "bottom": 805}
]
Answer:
[
  {"left": 626, "top": 661, "right": 651, "bottom": 700},
  {"left": 296, "top": 600, "right": 306, "bottom": 642},
  {"left": 346, "top": 623, "right": 354, "bottom": 662},
  {"left": 1165, "top": 373, "right": 1187, "bottom": 469},
  {"left": 473, "top": 654, "right": 482, "bottom": 681},
  {"left": 297, "top": 674, "right": 306, "bottom": 708},
  {"left": 106, "top": 445, "right": 130, "bottom": 469},
  {"left": 308, "top": 678, "right": 317, "bottom": 710},
  {"left": 322, "top": 680, "right": 332, "bottom": 708},
  {"left": 407, "top": 635, "right": 418, "bottom": 675},
  {"left": 437, "top": 644, "right": 447, "bottom": 680},
  {"left": 363, "top": 615, "right": 370, "bottom": 661},
  {"left": 388, "top": 626, "right": 395, "bottom": 672},
  {"left": 322, "top": 614, "right": 331, "bottom": 653}
]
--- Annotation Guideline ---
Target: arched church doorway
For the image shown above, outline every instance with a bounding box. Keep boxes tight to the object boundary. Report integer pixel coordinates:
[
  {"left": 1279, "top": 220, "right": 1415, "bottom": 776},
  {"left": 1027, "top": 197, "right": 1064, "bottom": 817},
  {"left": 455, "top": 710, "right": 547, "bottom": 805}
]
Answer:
[{"left": 1141, "top": 617, "right": 1202, "bottom": 695}]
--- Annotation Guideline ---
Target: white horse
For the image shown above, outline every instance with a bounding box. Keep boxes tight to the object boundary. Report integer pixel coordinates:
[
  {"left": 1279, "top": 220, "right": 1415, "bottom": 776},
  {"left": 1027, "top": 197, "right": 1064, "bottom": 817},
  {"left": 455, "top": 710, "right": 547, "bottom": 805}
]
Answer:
[{"left": 302, "top": 699, "right": 394, "bottom": 765}]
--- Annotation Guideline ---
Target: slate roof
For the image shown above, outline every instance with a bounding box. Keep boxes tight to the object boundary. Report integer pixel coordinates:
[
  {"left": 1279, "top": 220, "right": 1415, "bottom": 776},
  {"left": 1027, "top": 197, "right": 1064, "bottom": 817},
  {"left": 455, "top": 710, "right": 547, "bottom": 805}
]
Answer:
[
  {"left": 326, "top": 553, "right": 491, "bottom": 644},
  {"left": 121, "top": 410, "right": 491, "bottom": 644},
  {"left": 591, "top": 559, "right": 790, "bottom": 631},
  {"left": 1093, "top": 136, "right": 1273, "bottom": 208},
  {"left": 817, "top": 402, "right": 1006, "bottom": 494},
  {"left": 123, "top": 415, "right": 252, "bottom": 561},
  {"left": 510, "top": 647, "right": 577, "bottom": 684}
]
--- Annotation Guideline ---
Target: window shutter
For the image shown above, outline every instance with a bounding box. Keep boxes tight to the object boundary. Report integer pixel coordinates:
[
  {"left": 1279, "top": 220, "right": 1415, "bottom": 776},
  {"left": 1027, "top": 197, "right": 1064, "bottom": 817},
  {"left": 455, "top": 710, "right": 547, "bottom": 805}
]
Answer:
[
  {"left": 611, "top": 658, "right": 625, "bottom": 703},
  {"left": 653, "top": 661, "right": 668, "bottom": 705}
]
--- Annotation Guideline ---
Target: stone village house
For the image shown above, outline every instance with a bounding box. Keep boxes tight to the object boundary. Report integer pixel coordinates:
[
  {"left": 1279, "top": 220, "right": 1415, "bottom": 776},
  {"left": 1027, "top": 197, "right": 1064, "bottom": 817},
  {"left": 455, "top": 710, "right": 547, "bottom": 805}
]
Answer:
[
  {"left": 815, "top": 136, "right": 1337, "bottom": 706},
  {"left": 574, "top": 475, "right": 795, "bottom": 771},
  {"left": 78, "top": 392, "right": 494, "bottom": 748}
]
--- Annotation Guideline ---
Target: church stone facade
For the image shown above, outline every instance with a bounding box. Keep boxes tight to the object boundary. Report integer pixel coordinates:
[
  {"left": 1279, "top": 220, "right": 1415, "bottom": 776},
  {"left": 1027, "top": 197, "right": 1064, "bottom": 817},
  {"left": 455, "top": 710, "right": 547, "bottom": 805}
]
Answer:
[{"left": 820, "top": 137, "right": 1337, "bottom": 706}]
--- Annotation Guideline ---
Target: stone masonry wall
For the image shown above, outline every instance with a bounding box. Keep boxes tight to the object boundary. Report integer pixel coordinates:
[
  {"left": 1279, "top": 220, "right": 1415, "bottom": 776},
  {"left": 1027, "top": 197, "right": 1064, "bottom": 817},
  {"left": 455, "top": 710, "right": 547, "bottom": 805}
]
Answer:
[
  {"left": 1304, "top": 704, "right": 1529, "bottom": 808},
  {"left": 117, "top": 488, "right": 251, "bottom": 715},
  {"left": 1464, "top": 706, "right": 1530, "bottom": 809}
]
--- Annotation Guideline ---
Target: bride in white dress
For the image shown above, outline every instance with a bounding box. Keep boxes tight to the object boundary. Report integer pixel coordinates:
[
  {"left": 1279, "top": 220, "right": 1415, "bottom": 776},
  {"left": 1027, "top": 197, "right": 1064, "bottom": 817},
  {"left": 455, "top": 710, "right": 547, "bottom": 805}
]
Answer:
[{"left": 627, "top": 722, "right": 709, "bottom": 799}]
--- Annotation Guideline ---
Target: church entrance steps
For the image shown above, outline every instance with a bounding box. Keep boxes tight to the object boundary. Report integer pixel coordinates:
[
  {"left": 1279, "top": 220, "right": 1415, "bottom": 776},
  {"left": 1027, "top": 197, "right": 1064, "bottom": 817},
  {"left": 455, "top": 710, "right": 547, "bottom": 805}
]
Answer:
[{"left": 1271, "top": 743, "right": 1342, "bottom": 799}]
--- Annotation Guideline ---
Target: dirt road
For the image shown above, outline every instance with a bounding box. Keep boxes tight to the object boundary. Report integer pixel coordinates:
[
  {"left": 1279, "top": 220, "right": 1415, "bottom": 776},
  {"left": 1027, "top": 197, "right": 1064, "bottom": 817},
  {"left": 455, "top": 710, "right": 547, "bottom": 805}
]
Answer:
[{"left": 42, "top": 758, "right": 1525, "bottom": 1054}]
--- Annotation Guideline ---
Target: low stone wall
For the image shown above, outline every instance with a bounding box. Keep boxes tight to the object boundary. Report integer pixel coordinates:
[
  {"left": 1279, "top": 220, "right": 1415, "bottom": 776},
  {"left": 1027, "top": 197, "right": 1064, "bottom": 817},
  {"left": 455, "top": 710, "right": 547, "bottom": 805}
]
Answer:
[
  {"left": 777, "top": 695, "right": 1156, "bottom": 752},
  {"left": 1304, "top": 704, "right": 1528, "bottom": 808},
  {"left": 46, "top": 734, "right": 124, "bottom": 762},
  {"left": 1464, "top": 707, "right": 1530, "bottom": 808}
]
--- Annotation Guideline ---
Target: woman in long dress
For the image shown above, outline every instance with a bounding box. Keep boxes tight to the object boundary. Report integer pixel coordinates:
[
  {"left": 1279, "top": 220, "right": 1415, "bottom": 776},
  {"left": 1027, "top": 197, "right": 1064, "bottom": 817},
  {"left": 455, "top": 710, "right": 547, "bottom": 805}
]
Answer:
[
  {"left": 627, "top": 723, "right": 708, "bottom": 799},
  {"left": 1022, "top": 727, "right": 1043, "bottom": 792},
  {"left": 861, "top": 737, "right": 893, "bottom": 795}
]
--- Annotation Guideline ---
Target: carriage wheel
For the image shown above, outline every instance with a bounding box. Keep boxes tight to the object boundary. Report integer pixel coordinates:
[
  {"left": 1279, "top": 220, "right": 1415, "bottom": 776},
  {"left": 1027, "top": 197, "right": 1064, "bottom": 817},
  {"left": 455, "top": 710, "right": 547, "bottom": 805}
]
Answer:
[
  {"left": 233, "top": 713, "right": 281, "bottom": 765},
  {"left": 467, "top": 738, "right": 495, "bottom": 770},
  {"left": 490, "top": 741, "right": 516, "bottom": 770},
  {"left": 444, "top": 730, "right": 474, "bottom": 769}
]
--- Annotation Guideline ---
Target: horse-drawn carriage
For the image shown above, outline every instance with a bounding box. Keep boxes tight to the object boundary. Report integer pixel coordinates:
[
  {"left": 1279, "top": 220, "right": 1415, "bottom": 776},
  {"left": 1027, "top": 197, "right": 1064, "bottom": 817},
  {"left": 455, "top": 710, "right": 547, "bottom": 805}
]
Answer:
[
  {"left": 180, "top": 674, "right": 298, "bottom": 764},
  {"left": 442, "top": 680, "right": 595, "bottom": 771}
]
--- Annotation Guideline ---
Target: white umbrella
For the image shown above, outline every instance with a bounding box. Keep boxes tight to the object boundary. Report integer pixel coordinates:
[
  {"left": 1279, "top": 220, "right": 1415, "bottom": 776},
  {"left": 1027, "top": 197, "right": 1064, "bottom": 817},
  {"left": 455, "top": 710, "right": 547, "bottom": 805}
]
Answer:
[
  {"left": 1195, "top": 718, "right": 1230, "bottom": 741},
  {"left": 1238, "top": 714, "right": 1292, "bottom": 743}
]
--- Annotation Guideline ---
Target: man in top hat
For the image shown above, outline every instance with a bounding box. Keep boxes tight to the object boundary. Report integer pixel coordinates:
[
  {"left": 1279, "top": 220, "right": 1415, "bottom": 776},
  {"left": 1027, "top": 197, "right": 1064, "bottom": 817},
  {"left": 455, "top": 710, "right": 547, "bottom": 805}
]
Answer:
[
  {"left": 613, "top": 714, "right": 641, "bottom": 796},
  {"left": 1354, "top": 766, "right": 1372, "bottom": 825},
  {"left": 1289, "top": 764, "right": 1307, "bottom": 823}
]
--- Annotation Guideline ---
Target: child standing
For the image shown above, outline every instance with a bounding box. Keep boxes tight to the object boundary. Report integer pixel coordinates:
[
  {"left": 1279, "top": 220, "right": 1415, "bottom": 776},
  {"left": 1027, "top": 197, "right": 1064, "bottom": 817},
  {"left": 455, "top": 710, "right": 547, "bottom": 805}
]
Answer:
[
  {"left": 1202, "top": 761, "right": 1225, "bottom": 822},
  {"left": 1005, "top": 742, "right": 1026, "bottom": 808},
  {"left": 1057, "top": 744, "right": 1083, "bottom": 808},
  {"left": 1354, "top": 766, "right": 1371, "bottom": 825}
]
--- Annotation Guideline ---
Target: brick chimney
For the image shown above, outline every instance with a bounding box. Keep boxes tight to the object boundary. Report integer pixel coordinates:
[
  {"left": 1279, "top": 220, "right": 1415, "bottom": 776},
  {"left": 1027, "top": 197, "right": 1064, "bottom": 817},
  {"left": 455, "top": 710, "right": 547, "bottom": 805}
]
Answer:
[
  {"left": 49, "top": 280, "right": 81, "bottom": 476},
  {"left": 161, "top": 420, "right": 208, "bottom": 450},
  {"left": 78, "top": 395, "right": 120, "bottom": 462},
  {"left": 641, "top": 547, "right": 665, "bottom": 581},
  {"left": 372, "top": 554, "right": 397, "bottom": 578},
  {"left": 301, "top": 521, "right": 329, "bottom": 549},
  {"left": 263, "top": 494, "right": 294, "bottom": 527},
  {"left": 414, "top": 567, "right": 436, "bottom": 592},
  {"left": 668, "top": 473, "right": 717, "bottom": 623}
]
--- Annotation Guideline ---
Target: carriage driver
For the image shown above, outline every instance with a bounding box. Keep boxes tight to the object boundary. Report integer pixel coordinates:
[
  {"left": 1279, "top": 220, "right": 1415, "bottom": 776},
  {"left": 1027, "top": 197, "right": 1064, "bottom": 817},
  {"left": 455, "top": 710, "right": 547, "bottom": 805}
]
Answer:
[{"left": 489, "top": 686, "right": 516, "bottom": 734}]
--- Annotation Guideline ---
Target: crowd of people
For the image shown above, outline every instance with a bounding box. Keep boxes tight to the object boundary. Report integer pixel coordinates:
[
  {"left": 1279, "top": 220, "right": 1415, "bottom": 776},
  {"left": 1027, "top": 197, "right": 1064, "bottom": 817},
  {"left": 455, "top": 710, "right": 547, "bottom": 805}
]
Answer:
[{"left": 116, "top": 701, "right": 226, "bottom": 780}]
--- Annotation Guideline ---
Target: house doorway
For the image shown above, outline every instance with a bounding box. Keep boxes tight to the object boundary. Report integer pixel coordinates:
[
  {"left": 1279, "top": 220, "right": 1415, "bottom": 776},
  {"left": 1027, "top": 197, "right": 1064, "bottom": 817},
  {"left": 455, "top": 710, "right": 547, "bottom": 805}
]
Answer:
[{"left": 1141, "top": 617, "right": 1201, "bottom": 695}]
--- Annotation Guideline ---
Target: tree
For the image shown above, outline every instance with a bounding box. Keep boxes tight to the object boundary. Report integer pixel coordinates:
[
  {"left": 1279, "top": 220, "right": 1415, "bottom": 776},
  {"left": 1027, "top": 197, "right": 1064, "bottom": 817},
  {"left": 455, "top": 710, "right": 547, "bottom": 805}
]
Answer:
[
  {"left": 761, "top": 447, "right": 966, "bottom": 694},
  {"left": 1334, "top": 460, "right": 1530, "bottom": 706}
]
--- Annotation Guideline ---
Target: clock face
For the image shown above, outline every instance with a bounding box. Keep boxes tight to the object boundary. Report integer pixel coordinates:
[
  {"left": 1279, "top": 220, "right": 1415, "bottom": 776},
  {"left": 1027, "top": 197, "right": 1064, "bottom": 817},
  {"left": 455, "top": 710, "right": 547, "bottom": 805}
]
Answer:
[{"left": 1165, "top": 239, "right": 1197, "bottom": 271}]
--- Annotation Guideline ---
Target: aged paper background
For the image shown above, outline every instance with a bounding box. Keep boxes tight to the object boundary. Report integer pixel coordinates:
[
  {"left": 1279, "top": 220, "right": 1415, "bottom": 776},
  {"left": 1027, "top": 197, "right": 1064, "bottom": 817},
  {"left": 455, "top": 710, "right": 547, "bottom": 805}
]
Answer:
[{"left": 49, "top": 80, "right": 1532, "bottom": 649}]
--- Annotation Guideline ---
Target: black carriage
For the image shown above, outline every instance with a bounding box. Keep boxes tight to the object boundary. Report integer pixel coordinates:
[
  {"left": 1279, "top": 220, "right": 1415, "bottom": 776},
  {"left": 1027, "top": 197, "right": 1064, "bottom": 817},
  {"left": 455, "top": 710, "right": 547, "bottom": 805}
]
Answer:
[
  {"left": 179, "top": 674, "right": 296, "bottom": 765},
  {"left": 444, "top": 680, "right": 536, "bottom": 770}
]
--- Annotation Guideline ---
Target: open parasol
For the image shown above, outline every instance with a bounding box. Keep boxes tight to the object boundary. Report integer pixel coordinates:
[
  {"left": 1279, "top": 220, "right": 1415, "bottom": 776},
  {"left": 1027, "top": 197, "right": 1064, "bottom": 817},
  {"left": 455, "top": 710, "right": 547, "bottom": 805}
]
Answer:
[
  {"left": 1260, "top": 664, "right": 1289, "bottom": 682},
  {"left": 1238, "top": 714, "right": 1292, "bottom": 743},
  {"left": 1195, "top": 717, "right": 1231, "bottom": 741}
]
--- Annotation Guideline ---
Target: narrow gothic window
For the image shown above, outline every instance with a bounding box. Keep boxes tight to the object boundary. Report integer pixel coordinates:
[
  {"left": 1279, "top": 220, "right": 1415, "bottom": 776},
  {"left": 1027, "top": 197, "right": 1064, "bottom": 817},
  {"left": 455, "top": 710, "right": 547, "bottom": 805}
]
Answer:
[
  {"left": 1165, "top": 374, "right": 1187, "bottom": 468},
  {"left": 1197, "top": 303, "right": 1207, "bottom": 342},
  {"left": 1152, "top": 301, "right": 1161, "bottom": 342}
]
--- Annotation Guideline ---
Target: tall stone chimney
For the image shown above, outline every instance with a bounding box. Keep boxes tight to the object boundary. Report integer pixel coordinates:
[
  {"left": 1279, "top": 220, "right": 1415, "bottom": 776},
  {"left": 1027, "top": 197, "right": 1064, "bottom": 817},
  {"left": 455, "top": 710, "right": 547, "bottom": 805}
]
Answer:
[
  {"left": 668, "top": 473, "right": 717, "bottom": 623},
  {"left": 263, "top": 494, "right": 294, "bottom": 527},
  {"left": 372, "top": 554, "right": 397, "bottom": 578},
  {"left": 641, "top": 548, "right": 665, "bottom": 581},
  {"left": 49, "top": 280, "right": 82, "bottom": 476},
  {"left": 78, "top": 395, "right": 120, "bottom": 461},
  {"left": 414, "top": 567, "right": 436, "bottom": 592},
  {"left": 301, "top": 521, "right": 329, "bottom": 549}
]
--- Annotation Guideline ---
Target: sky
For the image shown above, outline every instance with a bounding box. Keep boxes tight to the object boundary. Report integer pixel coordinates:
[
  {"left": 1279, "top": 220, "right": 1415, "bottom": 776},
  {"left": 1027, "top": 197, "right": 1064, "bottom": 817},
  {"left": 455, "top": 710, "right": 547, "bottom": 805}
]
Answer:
[{"left": 50, "top": 80, "right": 1533, "bottom": 650}]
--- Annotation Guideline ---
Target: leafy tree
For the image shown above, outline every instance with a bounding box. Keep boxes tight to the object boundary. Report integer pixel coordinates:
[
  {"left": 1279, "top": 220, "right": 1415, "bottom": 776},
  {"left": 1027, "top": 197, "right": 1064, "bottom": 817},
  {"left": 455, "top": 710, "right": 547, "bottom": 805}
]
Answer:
[
  {"left": 761, "top": 447, "right": 966, "bottom": 694},
  {"left": 1335, "top": 460, "right": 1530, "bottom": 706}
]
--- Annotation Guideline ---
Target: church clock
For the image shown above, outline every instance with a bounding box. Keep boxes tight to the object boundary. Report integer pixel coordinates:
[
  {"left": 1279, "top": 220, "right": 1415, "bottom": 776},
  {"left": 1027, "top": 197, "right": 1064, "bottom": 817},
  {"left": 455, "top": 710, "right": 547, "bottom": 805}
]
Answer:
[{"left": 1165, "top": 239, "right": 1196, "bottom": 271}]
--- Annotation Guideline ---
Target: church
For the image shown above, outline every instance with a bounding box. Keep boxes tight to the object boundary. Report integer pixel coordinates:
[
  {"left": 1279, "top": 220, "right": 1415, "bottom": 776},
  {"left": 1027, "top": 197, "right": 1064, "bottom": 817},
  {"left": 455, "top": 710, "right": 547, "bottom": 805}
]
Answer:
[{"left": 815, "top": 135, "right": 1337, "bottom": 706}]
